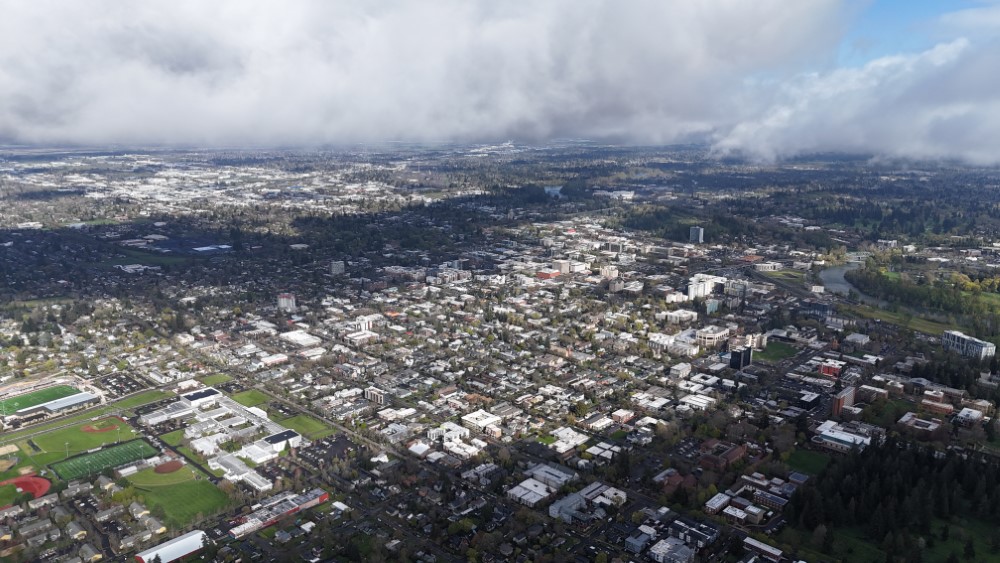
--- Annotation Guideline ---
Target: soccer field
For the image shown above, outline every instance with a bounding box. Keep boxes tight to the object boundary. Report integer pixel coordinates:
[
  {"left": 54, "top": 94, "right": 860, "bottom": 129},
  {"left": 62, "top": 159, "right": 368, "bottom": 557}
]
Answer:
[
  {"left": 280, "top": 414, "right": 335, "bottom": 440},
  {"left": 128, "top": 465, "right": 231, "bottom": 527},
  {"left": 0, "top": 385, "right": 79, "bottom": 414},
  {"left": 51, "top": 439, "right": 158, "bottom": 480}
]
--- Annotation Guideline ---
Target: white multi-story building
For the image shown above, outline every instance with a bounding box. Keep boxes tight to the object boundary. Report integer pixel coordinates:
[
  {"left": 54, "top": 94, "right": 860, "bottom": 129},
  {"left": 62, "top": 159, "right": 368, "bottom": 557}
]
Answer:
[
  {"left": 364, "top": 386, "right": 387, "bottom": 405},
  {"left": 277, "top": 293, "right": 296, "bottom": 313},
  {"left": 461, "top": 409, "right": 503, "bottom": 433},
  {"left": 942, "top": 330, "right": 996, "bottom": 360},
  {"left": 754, "top": 261, "right": 782, "bottom": 272},
  {"left": 687, "top": 274, "right": 725, "bottom": 300},
  {"left": 649, "top": 537, "right": 695, "bottom": 563},
  {"left": 695, "top": 325, "right": 730, "bottom": 349},
  {"left": 599, "top": 265, "right": 619, "bottom": 279}
]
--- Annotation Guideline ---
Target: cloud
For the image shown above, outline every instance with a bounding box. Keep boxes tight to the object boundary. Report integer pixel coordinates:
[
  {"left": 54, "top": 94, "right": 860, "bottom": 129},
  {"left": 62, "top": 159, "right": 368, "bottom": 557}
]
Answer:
[
  {"left": 713, "top": 38, "right": 1000, "bottom": 164},
  {"left": 0, "top": 0, "right": 847, "bottom": 146},
  {"left": 0, "top": 1, "right": 997, "bottom": 164}
]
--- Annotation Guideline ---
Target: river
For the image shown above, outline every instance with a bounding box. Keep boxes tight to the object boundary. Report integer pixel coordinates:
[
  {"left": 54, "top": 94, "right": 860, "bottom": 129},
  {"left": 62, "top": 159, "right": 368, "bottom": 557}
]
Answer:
[{"left": 818, "top": 262, "right": 887, "bottom": 306}]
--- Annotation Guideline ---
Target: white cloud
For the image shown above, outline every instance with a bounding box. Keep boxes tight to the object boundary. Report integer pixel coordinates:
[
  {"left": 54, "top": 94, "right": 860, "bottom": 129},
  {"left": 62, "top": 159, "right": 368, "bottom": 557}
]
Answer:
[
  {"left": 0, "top": 0, "right": 847, "bottom": 146},
  {"left": 713, "top": 38, "right": 1000, "bottom": 164},
  {"left": 0, "top": 1, "right": 997, "bottom": 164}
]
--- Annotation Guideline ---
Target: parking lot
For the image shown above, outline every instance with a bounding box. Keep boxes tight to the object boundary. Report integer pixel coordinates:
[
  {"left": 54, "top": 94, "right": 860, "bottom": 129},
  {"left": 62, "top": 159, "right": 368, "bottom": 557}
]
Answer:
[{"left": 98, "top": 373, "right": 147, "bottom": 397}]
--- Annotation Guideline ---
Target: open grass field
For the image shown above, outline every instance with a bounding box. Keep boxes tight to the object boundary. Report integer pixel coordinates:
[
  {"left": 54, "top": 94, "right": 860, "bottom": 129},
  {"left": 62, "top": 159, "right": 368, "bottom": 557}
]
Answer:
[
  {"left": 128, "top": 465, "right": 231, "bottom": 527},
  {"left": 51, "top": 439, "right": 157, "bottom": 480},
  {"left": 841, "top": 304, "right": 959, "bottom": 335},
  {"left": 231, "top": 389, "right": 269, "bottom": 407},
  {"left": 279, "top": 414, "right": 334, "bottom": 440},
  {"left": 10, "top": 416, "right": 142, "bottom": 472},
  {"left": 199, "top": 374, "right": 232, "bottom": 386},
  {"left": 787, "top": 449, "right": 831, "bottom": 475},
  {"left": 32, "top": 417, "right": 139, "bottom": 455},
  {"left": 923, "top": 517, "right": 1000, "bottom": 562},
  {"left": 0, "top": 385, "right": 79, "bottom": 414},
  {"left": 160, "top": 429, "right": 185, "bottom": 447},
  {"left": 0, "top": 389, "right": 173, "bottom": 447},
  {"left": 756, "top": 341, "right": 799, "bottom": 363},
  {"left": 764, "top": 270, "right": 808, "bottom": 283},
  {"left": 0, "top": 484, "right": 18, "bottom": 507},
  {"left": 777, "top": 525, "right": 885, "bottom": 563},
  {"left": 175, "top": 446, "right": 226, "bottom": 478}
]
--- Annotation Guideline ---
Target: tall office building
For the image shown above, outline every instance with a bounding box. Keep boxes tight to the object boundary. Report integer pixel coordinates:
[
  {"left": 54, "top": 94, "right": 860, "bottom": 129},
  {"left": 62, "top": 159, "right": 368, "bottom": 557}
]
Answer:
[
  {"left": 277, "top": 293, "right": 296, "bottom": 313},
  {"left": 690, "top": 226, "right": 704, "bottom": 244},
  {"left": 730, "top": 346, "right": 752, "bottom": 370},
  {"left": 330, "top": 260, "right": 346, "bottom": 275}
]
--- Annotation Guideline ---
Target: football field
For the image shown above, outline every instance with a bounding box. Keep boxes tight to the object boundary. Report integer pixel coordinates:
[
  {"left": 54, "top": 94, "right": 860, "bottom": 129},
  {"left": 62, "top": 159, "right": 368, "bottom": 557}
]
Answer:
[
  {"left": 51, "top": 439, "right": 158, "bottom": 480},
  {"left": 0, "top": 385, "right": 79, "bottom": 414}
]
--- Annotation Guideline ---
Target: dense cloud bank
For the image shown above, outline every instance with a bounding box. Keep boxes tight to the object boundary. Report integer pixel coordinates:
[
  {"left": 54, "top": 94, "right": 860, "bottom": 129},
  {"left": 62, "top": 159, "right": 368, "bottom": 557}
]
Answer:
[{"left": 0, "top": 1, "right": 997, "bottom": 163}]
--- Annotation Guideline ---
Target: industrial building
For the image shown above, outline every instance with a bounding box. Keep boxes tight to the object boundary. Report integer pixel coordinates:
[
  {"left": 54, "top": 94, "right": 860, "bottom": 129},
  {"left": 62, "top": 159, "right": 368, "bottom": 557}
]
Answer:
[
  {"left": 229, "top": 489, "right": 329, "bottom": 538},
  {"left": 134, "top": 530, "right": 207, "bottom": 563}
]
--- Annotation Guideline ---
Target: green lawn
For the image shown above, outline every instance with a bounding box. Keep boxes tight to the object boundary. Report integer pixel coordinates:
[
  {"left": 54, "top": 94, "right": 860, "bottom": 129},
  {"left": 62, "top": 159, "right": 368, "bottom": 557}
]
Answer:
[
  {"left": 231, "top": 389, "right": 269, "bottom": 407},
  {"left": 51, "top": 439, "right": 157, "bottom": 480},
  {"left": 176, "top": 446, "right": 226, "bottom": 478},
  {"left": 0, "top": 389, "right": 174, "bottom": 448},
  {"left": 280, "top": 414, "right": 334, "bottom": 440},
  {"left": 0, "top": 484, "right": 18, "bottom": 507},
  {"left": 538, "top": 435, "right": 557, "bottom": 445},
  {"left": 764, "top": 270, "right": 807, "bottom": 283},
  {"left": 841, "top": 304, "right": 958, "bottom": 335},
  {"left": 199, "top": 374, "right": 232, "bottom": 386},
  {"left": 0, "top": 385, "right": 79, "bottom": 414},
  {"left": 830, "top": 527, "right": 887, "bottom": 562},
  {"left": 756, "top": 341, "right": 799, "bottom": 363},
  {"left": 777, "top": 525, "right": 884, "bottom": 563},
  {"left": 128, "top": 465, "right": 231, "bottom": 528},
  {"left": 160, "top": 429, "right": 186, "bottom": 447},
  {"left": 924, "top": 518, "right": 1000, "bottom": 563},
  {"left": 787, "top": 449, "right": 831, "bottom": 475},
  {"left": 31, "top": 417, "right": 139, "bottom": 457}
]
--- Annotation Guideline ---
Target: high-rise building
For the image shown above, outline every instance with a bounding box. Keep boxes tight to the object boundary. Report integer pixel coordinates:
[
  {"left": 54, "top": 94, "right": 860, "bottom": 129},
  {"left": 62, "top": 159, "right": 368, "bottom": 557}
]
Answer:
[
  {"left": 832, "top": 386, "right": 856, "bottom": 417},
  {"left": 729, "top": 347, "right": 752, "bottom": 370},
  {"left": 689, "top": 226, "right": 704, "bottom": 244},
  {"left": 277, "top": 293, "right": 296, "bottom": 313},
  {"left": 330, "top": 260, "right": 346, "bottom": 275}
]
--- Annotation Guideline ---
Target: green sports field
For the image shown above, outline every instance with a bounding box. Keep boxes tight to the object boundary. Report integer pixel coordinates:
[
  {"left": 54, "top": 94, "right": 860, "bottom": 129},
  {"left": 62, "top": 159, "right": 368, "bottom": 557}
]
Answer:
[
  {"left": 0, "top": 389, "right": 172, "bottom": 448},
  {"left": 32, "top": 417, "right": 139, "bottom": 454},
  {"left": 0, "top": 385, "right": 79, "bottom": 414},
  {"left": 231, "top": 389, "right": 269, "bottom": 407},
  {"left": 51, "top": 439, "right": 158, "bottom": 480},
  {"left": 128, "top": 465, "right": 232, "bottom": 527},
  {"left": 199, "top": 374, "right": 232, "bottom": 386},
  {"left": 0, "top": 484, "right": 18, "bottom": 507},
  {"left": 14, "top": 416, "right": 141, "bottom": 470},
  {"left": 279, "top": 414, "right": 334, "bottom": 440}
]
